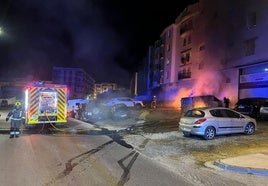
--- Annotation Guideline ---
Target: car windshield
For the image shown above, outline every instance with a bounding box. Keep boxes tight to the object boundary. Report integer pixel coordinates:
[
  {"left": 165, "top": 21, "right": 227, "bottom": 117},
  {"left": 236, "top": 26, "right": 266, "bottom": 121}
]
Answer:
[
  {"left": 185, "top": 109, "right": 205, "bottom": 117},
  {"left": 263, "top": 102, "right": 268, "bottom": 107}
]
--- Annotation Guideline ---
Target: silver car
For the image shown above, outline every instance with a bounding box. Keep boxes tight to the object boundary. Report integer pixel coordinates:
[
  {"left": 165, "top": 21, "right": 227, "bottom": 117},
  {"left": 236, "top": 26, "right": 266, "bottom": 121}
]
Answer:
[
  {"left": 260, "top": 101, "right": 268, "bottom": 119},
  {"left": 179, "top": 107, "right": 257, "bottom": 140},
  {"left": 104, "top": 97, "right": 144, "bottom": 109}
]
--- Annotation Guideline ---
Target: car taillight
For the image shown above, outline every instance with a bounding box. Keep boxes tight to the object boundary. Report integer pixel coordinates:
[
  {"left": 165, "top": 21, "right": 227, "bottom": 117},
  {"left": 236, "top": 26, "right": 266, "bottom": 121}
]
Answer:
[{"left": 194, "top": 118, "right": 207, "bottom": 124}]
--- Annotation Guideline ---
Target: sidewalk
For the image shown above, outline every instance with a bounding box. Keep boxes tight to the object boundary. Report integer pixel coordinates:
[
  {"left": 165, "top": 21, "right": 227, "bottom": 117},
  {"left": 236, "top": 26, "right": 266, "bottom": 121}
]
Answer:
[{"left": 212, "top": 151, "right": 268, "bottom": 176}]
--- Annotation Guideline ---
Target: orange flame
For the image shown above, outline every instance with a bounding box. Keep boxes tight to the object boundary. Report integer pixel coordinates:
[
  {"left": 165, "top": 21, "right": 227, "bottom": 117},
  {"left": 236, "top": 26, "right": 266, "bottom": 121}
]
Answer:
[{"left": 193, "top": 100, "right": 207, "bottom": 108}]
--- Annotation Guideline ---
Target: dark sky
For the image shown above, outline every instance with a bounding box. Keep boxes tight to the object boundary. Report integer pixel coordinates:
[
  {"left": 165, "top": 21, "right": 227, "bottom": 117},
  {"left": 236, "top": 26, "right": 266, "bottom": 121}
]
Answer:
[{"left": 0, "top": 0, "right": 197, "bottom": 87}]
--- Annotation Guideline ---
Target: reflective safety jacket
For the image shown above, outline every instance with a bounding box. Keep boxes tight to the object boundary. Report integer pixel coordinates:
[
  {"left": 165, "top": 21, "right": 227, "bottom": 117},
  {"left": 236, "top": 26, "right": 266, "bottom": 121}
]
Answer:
[{"left": 7, "top": 108, "right": 25, "bottom": 121}]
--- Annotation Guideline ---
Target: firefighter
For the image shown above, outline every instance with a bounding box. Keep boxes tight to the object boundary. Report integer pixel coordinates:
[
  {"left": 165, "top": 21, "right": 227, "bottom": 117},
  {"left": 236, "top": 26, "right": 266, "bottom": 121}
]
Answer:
[
  {"left": 223, "top": 97, "right": 230, "bottom": 108},
  {"left": 6, "top": 100, "right": 25, "bottom": 138},
  {"left": 151, "top": 95, "right": 157, "bottom": 109}
]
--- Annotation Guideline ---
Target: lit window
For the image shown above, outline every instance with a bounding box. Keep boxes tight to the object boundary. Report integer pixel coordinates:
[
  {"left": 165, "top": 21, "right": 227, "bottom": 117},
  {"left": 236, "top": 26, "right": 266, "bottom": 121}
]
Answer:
[{"left": 181, "top": 50, "right": 191, "bottom": 65}]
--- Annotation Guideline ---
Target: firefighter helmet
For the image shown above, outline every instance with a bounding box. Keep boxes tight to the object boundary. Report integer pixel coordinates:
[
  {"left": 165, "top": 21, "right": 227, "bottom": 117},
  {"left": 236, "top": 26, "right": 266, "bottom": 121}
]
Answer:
[{"left": 15, "top": 101, "right": 22, "bottom": 107}]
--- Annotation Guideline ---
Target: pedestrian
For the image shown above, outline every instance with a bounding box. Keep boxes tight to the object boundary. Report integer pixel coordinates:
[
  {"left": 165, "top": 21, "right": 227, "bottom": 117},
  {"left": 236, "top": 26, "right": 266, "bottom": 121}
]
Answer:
[
  {"left": 6, "top": 100, "right": 25, "bottom": 138},
  {"left": 151, "top": 95, "right": 157, "bottom": 109},
  {"left": 223, "top": 97, "right": 230, "bottom": 108}
]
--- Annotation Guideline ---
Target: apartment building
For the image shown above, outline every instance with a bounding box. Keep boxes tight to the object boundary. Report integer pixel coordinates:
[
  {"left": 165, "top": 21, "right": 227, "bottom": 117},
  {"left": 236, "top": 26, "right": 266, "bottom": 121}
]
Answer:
[
  {"left": 93, "top": 83, "right": 117, "bottom": 98},
  {"left": 146, "top": 0, "right": 268, "bottom": 107},
  {"left": 52, "top": 67, "right": 95, "bottom": 99}
]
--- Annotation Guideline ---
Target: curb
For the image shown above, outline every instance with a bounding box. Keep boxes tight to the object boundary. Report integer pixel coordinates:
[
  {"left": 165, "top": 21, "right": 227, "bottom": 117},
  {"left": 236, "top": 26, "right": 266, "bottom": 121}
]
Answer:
[{"left": 214, "top": 160, "right": 268, "bottom": 176}]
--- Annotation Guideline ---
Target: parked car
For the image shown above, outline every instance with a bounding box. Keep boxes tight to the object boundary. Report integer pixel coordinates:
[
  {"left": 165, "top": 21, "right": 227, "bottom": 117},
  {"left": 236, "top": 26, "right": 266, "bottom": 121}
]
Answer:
[
  {"left": 260, "top": 101, "right": 268, "bottom": 119},
  {"left": 104, "top": 97, "right": 144, "bottom": 109},
  {"left": 234, "top": 97, "right": 268, "bottom": 119},
  {"left": 82, "top": 100, "right": 131, "bottom": 122},
  {"left": 0, "top": 100, "right": 8, "bottom": 107},
  {"left": 181, "top": 95, "right": 223, "bottom": 113},
  {"left": 179, "top": 107, "right": 257, "bottom": 140}
]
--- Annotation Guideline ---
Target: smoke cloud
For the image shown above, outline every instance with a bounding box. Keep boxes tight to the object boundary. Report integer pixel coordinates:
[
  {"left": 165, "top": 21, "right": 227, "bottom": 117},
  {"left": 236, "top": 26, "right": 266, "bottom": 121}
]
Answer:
[{"left": 0, "top": 0, "right": 132, "bottom": 86}]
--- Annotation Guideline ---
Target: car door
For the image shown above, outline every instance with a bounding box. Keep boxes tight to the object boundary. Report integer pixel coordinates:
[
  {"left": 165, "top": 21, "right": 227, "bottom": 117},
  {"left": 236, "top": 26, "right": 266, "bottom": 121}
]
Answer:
[
  {"left": 210, "top": 109, "right": 232, "bottom": 134},
  {"left": 224, "top": 109, "right": 245, "bottom": 133}
]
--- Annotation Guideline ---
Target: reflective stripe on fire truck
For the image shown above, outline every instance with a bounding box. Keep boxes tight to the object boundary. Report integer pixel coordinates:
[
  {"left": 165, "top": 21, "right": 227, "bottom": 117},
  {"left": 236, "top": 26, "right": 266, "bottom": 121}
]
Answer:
[{"left": 27, "top": 87, "right": 67, "bottom": 124}]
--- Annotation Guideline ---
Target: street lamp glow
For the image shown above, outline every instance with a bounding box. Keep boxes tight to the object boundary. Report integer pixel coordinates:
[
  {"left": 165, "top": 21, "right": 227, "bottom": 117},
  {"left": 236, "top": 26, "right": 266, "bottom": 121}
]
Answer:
[{"left": 0, "top": 27, "right": 2, "bottom": 35}]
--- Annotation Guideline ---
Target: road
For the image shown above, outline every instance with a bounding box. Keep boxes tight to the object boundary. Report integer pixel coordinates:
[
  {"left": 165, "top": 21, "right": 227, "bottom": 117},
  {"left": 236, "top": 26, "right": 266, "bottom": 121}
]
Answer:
[
  {"left": 1, "top": 108, "right": 268, "bottom": 186},
  {"left": 0, "top": 126, "right": 192, "bottom": 185}
]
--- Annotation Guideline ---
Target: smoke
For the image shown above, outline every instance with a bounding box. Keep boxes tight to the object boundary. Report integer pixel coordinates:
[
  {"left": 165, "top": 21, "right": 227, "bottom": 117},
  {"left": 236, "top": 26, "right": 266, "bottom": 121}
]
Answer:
[{"left": 1, "top": 0, "right": 131, "bottom": 86}]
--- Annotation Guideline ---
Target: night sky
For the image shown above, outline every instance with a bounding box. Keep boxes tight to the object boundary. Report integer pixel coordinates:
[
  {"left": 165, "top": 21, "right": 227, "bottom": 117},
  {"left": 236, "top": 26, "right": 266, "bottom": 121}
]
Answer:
[{"left": 0, "top": 0, "right": 197, "bottom": 87}]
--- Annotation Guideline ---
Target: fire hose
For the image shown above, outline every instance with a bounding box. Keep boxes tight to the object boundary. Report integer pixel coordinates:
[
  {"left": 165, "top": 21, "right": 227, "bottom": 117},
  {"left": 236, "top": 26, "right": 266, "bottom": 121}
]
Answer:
[{"left": 23, "top": 112, "right": 94, "bottom": 134}]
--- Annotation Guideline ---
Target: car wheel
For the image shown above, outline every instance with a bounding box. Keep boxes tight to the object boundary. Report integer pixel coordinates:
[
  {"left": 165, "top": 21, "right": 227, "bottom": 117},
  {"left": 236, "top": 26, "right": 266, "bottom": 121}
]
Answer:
[
  {"left": 244, "top": 123, "right": 255, "bottom": 135},
  {"left": 135, "top": 103, "right": 142, "bottom": 109},
  {"left": 183, "top": 131, "right": 191, "bottom": 137},
  {"left": 203, "top": 126, "right": 216, "bottom": 140}
]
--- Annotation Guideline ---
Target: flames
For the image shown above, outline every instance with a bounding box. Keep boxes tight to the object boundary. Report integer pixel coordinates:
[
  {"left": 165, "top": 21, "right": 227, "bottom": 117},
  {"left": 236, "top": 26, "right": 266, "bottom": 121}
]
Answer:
[
  {"left": 170, "top": 88, "right": 192, "bottom": 109},
  {"left": 193, "top": 100, "right": 207, "bottom": 108}
]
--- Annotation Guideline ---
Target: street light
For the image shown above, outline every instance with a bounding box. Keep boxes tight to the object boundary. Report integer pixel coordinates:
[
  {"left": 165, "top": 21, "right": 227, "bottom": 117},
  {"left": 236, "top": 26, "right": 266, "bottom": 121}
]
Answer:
[{"left": 0, "top": 26, "right": 9, "bottom": 39}]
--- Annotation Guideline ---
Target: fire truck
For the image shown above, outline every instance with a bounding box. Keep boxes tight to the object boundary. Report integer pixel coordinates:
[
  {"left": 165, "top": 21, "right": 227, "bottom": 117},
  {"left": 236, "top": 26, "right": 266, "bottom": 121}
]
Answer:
[{"left": 24, "top": 81, "right": 68, "bottom": 126}]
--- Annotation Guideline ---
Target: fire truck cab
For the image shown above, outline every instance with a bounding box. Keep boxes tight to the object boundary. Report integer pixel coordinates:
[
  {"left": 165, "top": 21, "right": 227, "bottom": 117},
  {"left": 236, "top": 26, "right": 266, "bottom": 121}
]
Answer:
[{"left": 24, "top": 81, "right": 68, "bottom": 126}]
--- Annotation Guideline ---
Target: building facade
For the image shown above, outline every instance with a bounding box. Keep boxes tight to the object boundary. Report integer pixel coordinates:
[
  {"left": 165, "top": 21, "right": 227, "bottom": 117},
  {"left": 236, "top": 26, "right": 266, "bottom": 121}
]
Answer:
[
  {"left": 94, "top": 83, "right": 117, "bottom": 98},
  {"left": 145, "top": 0, "right": 268, "bottom": 108},
  {"left": 52, "top": 67, "right": 95, "bottom": 99}
]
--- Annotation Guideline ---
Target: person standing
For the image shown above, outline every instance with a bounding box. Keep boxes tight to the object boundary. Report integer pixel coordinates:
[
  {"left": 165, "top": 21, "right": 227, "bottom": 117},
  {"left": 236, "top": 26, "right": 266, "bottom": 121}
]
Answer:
[
  {"left": 151, "top": 95, "right": 157, "bottom": 109},
  {"left": 6, "top": 101, "right": 25, "bottom": 138},
  {"left": 223, "top": 97, "right": 230, "bottom": 108}
]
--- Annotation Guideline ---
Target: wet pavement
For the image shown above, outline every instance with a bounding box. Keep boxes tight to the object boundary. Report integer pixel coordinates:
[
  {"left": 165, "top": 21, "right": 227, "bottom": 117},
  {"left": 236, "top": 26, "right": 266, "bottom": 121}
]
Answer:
[{"left": 1, "top": 108, "right": 268, "bottom": 176}]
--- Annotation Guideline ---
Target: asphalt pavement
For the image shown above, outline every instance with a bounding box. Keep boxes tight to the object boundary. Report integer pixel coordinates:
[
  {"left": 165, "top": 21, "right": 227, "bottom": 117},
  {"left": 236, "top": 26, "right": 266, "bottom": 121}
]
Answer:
[{"left": 0, "top": 109, "right": 268, "bottom": 176}]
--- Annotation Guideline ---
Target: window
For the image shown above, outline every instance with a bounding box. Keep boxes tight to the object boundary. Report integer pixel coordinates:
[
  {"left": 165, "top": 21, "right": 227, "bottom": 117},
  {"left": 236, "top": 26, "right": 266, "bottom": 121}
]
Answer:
[
  {"left": 69, "top": 71, "right": 72, "bottom": 82},
  {"left": 182, "top": 35, "right": 191, "bottom": 47},
  {"left": 167, "top": 44, "right": 170, "bottom": 51},
  {"left": 244, "top": 37, "right": 256, "bottom": 56},
  {"left": 183, "top": 38, "right": 187, "bottom": 46},
  {"left": 166, "top": 59, "right": 170, "bottom": 65},
  {"left": 188, "top": 35, "right": 191, "bottom": 44},
  {"left": 167, "top": 30, "right": 171, "bottom": 38},
  {"left": 181, "top": 50, "right": 191, "bottom": 65},
  {"left": 225, "top": 109, "right": 241, "bottom": 118},
  {"left": 165, "top": 71, "right": 169, "bottom": 79},
  {"left": 178, "top": 67, "right": 191, "bottom": 80},
  {"left": 180, "top": 19, "right": 193, "bottom": 35},
  {"left": 199, "top": 45, "right": 205, "bottom": 51},
  {"left": 247, "top": 12, "right": 256, "bottom": 29},
  {"left": 185, "top": 110, "right": 204, "bottom": 117},
  {"left": 210, "top": 109, "right": 224, "bottom": 117}
]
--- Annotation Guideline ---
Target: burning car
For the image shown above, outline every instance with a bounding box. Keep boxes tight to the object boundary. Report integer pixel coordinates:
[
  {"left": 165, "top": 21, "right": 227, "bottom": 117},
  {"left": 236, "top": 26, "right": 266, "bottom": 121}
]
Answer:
[{"left": 181, "top": 95, "right": 223, "bottom": 113}]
